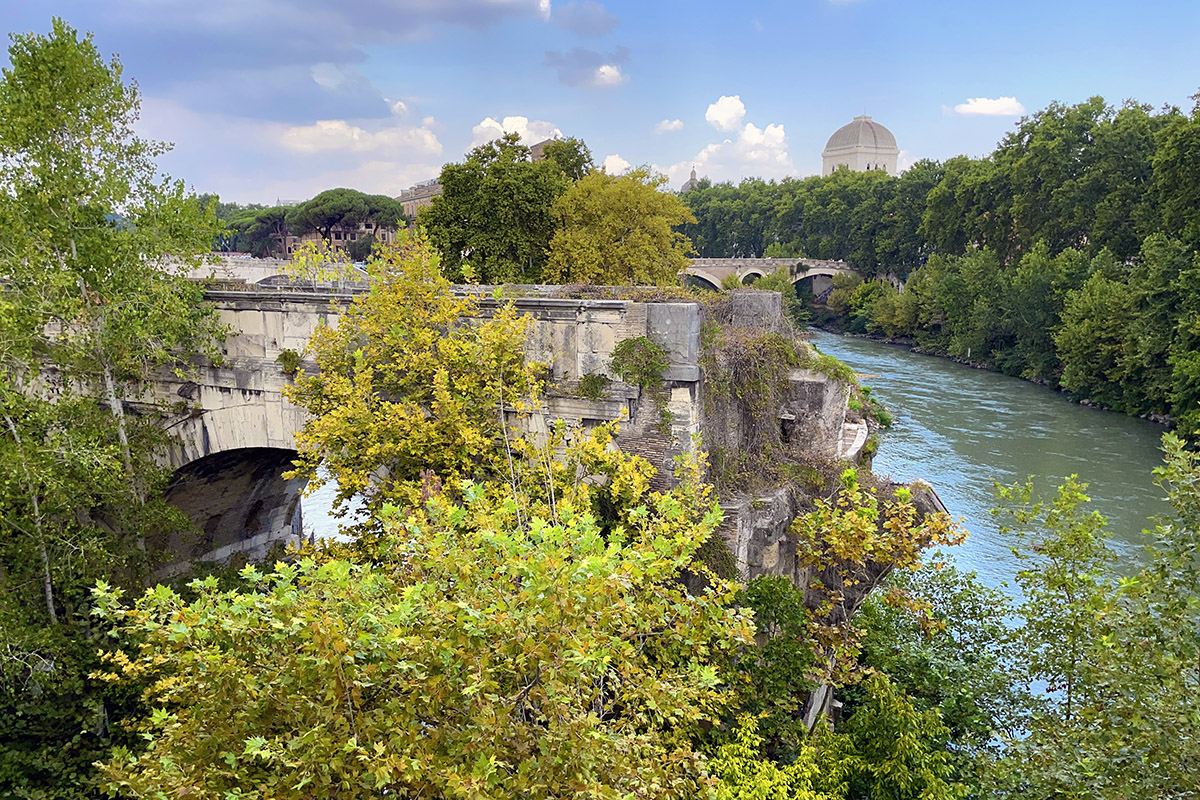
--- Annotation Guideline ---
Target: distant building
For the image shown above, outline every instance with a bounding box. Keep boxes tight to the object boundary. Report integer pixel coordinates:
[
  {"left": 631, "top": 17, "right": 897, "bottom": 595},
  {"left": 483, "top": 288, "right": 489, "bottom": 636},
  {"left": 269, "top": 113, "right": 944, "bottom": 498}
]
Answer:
[
  {"left": 396, "top": 179, "right": 443, "bottom": 220},
  {"left": 680, "top": 167, "right": 700, "bottom": 193},
  {"left": 529, "top": 138, "right": 553, "bottom": 162},
  {"left": 821, "top": 115, "right": 899, "bottom": 176},
  {"left": 285, "top": 221, "right": 400, "bottom": 256}
]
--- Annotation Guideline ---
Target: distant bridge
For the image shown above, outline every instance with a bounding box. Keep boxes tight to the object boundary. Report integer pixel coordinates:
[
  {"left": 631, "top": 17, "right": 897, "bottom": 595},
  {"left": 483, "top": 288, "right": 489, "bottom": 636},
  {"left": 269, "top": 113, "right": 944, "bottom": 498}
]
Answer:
[{"left": 685, "top": 258, "right": 860, "bottom": 299}]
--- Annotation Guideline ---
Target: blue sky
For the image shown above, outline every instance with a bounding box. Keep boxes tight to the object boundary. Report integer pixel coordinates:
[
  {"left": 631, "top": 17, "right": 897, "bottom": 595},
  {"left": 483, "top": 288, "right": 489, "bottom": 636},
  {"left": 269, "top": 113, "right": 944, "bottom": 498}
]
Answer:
[{"left": 5, "top": 0, "right": 1200, "bottom": 204}]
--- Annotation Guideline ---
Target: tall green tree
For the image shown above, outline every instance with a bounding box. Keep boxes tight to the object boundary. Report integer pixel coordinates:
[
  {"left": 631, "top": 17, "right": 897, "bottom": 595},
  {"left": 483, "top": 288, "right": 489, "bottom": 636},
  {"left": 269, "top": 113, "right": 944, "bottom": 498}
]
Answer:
[
  {"left": 421, "top": 133, "right": 573, "bottom": 282},
  {"left": 985, "top": 440, "right": 1200, "bottom": 798},
  {"left": 0, "top": 19, "right": 221, "bottom": 796}
]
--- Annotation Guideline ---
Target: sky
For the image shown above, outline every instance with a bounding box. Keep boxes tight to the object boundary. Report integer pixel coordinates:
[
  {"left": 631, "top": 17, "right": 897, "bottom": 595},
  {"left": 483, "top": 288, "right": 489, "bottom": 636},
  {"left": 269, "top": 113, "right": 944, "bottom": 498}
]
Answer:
[{"left": 5, "top": 0, "right": 1200, "bottom": 205}]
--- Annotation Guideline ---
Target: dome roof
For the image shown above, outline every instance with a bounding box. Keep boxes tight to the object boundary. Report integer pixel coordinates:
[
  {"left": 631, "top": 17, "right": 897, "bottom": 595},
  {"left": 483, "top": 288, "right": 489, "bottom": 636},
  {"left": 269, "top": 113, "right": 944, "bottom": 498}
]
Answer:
[{"left": 824, "top": 115, "right": 897, "bottom": 152}]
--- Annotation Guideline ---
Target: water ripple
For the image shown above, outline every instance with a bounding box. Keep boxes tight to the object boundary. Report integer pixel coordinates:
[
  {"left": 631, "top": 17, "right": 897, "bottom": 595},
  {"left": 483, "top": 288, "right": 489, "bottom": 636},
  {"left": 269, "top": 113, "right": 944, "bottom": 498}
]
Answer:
[{"left": 809, "top": 330, "right": 1168, "bottom": 589}]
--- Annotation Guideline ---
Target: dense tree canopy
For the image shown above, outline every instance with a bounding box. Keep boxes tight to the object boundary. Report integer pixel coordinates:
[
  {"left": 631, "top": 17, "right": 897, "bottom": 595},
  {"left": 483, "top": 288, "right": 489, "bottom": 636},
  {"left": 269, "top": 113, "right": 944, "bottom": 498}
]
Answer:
[
  {"left": 228, "top": 205, "right": 292, "bottom": 258},
  {"left": 284, "top": 188, "right": 406, "bottom": 241},
  {"left": 545, "top": 167, "right": 694, "bottom": 285},
  {"left": 420, "top": 133, "right": 585, "bottom": 283}
]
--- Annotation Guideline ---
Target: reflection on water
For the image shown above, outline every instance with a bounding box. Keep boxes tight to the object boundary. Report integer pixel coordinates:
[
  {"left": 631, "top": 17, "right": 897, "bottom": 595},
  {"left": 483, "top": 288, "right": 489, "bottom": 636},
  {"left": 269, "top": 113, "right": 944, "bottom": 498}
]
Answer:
[
  {"left": 299, "top": 469, "right": 362, "bottom": 545},
  {"left": 808, "top": 330, "right": 1169, "bottom": 589}
]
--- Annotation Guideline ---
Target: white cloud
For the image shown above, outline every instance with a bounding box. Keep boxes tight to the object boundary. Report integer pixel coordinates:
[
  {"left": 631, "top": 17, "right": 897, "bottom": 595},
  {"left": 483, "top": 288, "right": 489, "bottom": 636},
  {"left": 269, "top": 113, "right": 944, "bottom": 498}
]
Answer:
[
  {"left": 592, "top": 64, "right": 628, "bottom": 87},
  {"left": 470, "top": 115, "right": 563, "bottom": 147},
  {"left": 953, "top": 96, "right": 1026, "bottom": 116},
  {"left": 656, "top": 99, "right": 795, "bottom": 186},
  {"left": 705, "top": 95, "right": 746, "bottom": 131},
  {"left": 279, "top": 119, "right": 442, "bottom": 156},
  {"left": 601, "top": 154, "right": 632, "bottom": 173},
  {"left": 654, "top": 118, "right": 684, "bottom": 134},
  {"left": 135, "top": 98, "right": 445, "bottom": 203}
]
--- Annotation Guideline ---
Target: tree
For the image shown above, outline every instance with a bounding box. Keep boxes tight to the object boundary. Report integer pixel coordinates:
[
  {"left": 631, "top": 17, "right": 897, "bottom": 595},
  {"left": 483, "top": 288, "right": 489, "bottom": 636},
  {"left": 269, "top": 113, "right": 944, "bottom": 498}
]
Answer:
[
  {"left": 1054, "top": 256, "right": 1137, "bottom": 410},
  {"left": 230, "top": 205, "right": 292, "bottom": 258},
  {"left": 94, "top": 432, "right": 754, "bottom": 799},
  {"left": 192, "top": 194, "right": 267, "bottom": 252},
  {"left": 285, "top": 187, "right": 369, "bottom": 239},
  {"left": 540, "top": 136, "right": 594, "bottom": 181},
  {"left": 420, "top": 133, "right": 571, "bottom": 283},
  {"left": 790, "top": 469, "right": 966, "bottom": 686},
  {"left": 283, "top": 231, "right": 545, "bottom": 523},
  {"left": 544, "top": 167, "right": 695, "bottom": 285},
  {"left": 709, "top": 715, "right": 845, "bottom": 800},
  {"left": 856, "top": 564, "right": 1023, "bottom": 786},
  {"left": 985, "top": 440, "right": 1200, "bottom": 798},
  {"left": 0, "top": 18, "right": 222, "bottom": 796}
]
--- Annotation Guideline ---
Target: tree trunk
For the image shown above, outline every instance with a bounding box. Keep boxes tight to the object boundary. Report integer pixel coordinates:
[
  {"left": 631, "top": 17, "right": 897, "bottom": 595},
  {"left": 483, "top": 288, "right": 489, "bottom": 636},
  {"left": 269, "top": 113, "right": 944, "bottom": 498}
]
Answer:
[{"left": 3, "top": 414, "right": 57, "bottom": 624}]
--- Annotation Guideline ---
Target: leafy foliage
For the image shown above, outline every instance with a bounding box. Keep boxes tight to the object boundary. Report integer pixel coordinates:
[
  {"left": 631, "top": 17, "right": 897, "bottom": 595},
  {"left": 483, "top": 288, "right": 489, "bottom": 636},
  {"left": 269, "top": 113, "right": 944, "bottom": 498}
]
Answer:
[
  {"left": 420, "top": 133, "right": 573, "bottom": 283},
  {"left": 284, "top": 230, "right": 545, "bottom": 522},
  {"left": 610, "top": 335, "right": 672, "bottom": 432},
  {"left": 228, "top": 205, "right": 291, "bottom": 258},
  {"left": 544, "top": 167, "right": 695, "bottom": 286},
  {"left": 792, "top": 470, "right": 966, "bottom": 685},
  {"left": 0, "top": 19, "right": 222, "bottom": 796},
  {"left": 94, "top": 438, "right": 754, "bottom": 799}
]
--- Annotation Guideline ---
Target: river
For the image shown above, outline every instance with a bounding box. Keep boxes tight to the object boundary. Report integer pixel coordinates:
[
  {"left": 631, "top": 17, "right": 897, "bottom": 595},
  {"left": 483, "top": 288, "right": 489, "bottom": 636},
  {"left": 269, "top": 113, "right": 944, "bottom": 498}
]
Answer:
[{"left": 808, "top": 330, "right": 1170, "bottom": 590}]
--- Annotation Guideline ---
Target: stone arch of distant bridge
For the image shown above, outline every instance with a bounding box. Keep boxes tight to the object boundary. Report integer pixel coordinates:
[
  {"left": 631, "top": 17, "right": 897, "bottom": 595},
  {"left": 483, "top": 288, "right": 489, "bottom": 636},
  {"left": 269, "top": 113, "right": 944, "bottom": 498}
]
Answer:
[{"left": 684, "top": 258, "right": 858, "bottom": 296}]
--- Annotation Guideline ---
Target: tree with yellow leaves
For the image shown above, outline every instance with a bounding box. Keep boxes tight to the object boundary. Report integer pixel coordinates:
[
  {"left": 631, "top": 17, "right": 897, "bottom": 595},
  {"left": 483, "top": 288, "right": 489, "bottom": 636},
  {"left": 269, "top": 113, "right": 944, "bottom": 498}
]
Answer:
[{"left": 544, "top": 167, "right": 695, "bottom": 286}]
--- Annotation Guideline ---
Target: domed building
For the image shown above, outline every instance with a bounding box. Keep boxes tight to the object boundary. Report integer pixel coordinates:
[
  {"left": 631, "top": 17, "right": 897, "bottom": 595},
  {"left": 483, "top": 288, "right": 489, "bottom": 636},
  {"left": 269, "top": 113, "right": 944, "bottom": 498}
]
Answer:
[{"left": 821, "top": 115, "right": 899, "bottom": 176}]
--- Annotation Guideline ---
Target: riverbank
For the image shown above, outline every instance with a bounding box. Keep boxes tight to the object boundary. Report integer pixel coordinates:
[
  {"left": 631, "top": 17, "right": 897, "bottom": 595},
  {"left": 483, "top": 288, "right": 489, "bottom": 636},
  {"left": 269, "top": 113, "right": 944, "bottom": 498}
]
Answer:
[{"left": 809, "top": 323, "right": 1174, "bottom": 427}]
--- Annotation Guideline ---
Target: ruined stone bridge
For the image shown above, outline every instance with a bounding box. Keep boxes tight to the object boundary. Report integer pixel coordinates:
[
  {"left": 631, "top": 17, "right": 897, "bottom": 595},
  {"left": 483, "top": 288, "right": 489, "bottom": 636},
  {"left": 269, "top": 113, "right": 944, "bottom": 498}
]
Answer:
[{"left": 159, "top": 262, "right": 866, "bottom": 577}]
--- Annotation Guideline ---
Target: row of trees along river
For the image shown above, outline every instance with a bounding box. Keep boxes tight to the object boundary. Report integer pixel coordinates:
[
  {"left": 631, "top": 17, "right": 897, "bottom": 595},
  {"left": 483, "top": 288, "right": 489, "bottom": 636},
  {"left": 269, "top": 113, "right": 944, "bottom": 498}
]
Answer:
[{"left": 679, "top": 95, "right": 1200, "bottom": 437}]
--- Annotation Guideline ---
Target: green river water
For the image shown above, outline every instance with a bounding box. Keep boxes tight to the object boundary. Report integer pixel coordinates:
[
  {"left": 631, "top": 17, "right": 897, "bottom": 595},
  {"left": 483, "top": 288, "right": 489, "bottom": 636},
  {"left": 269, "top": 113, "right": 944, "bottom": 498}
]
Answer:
[{"left": 808, "top": 329, "right": 1170, "bottom": 590}]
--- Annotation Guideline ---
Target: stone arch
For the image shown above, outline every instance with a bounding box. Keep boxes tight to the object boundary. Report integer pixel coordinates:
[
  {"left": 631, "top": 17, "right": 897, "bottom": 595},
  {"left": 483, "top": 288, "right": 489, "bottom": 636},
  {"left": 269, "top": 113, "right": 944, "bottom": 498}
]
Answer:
[
  {"left": 164, "top": 385, "right": 307, "bottom": 471},
  {"left": 739, "top": 269, "right": 765, "bottom": 285},
  {"left": 684, "top": 269, "right": 722, "bottom": 292},
  {"left": 158, "top": 447, "right": 308, "bottom": 570},
  {"left": 793, "top": 272, "right": 836, "bottom": 303},
  {"left": 154, "top": 372, "right": 311, "bottom": 572}
]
